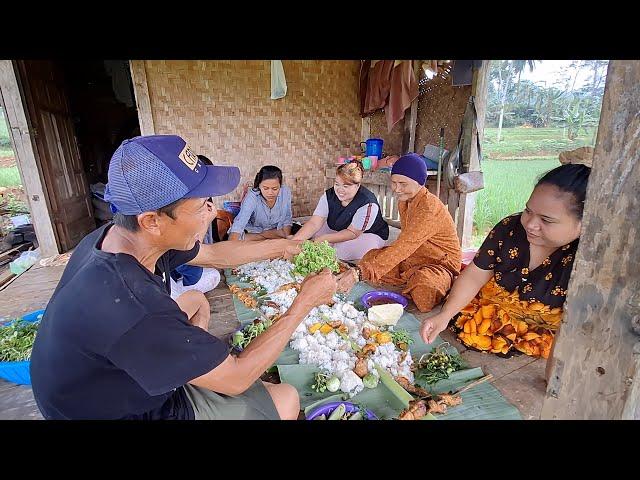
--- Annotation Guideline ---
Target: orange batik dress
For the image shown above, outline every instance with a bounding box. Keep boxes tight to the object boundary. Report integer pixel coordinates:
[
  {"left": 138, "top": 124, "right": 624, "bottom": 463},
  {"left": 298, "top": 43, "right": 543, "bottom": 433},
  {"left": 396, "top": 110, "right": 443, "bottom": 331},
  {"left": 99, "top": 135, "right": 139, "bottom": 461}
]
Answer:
[{"left": 453, "top": 214, "right": 578, "bottom": 359}]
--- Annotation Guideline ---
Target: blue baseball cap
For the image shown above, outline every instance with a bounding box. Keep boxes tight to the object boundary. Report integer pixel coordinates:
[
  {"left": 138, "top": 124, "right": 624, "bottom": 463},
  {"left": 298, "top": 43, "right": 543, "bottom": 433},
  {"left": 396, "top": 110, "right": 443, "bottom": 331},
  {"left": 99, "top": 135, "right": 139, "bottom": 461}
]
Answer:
[{"left": 104, "top": 135, "right": 241, "bottom": 215}]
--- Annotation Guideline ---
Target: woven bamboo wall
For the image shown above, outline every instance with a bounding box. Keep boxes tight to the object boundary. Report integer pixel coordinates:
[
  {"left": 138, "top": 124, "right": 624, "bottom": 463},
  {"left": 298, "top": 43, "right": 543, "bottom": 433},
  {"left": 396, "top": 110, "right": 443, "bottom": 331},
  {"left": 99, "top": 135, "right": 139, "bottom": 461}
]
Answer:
[
  {"left": 142, "top": 60, "right": 362, "bottom": 216},
  {"left": 415, "top": 66, "right": 471, "bottom": 154},
  {"left": 368, "top": 64, "right": 471, "bottom": 156},
  {"left": 368, "top": 109, "right": 405, "bottom": 156}
]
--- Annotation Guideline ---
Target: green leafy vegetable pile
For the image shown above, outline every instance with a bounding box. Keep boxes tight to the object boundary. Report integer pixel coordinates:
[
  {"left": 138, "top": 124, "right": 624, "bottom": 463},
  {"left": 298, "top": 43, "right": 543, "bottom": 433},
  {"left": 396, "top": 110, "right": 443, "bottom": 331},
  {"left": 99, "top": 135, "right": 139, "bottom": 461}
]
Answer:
[
  {"left": 231, "top": 318, "right": 273, "bottom": 350},
  {"left": 292, "top": 240, "right": 339, "bottom": 276},
  {"left": 414, "top": 343, "right": 466, "bottom": 385},
  {"left": 0, "top": 320, "right": 39, "bottom": 362}
]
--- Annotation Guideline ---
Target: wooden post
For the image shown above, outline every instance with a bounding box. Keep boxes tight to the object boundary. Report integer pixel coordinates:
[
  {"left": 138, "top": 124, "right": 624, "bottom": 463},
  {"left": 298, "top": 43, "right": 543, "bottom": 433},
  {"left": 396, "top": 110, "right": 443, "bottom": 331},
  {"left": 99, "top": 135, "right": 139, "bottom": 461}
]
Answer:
[
  {"left": 456, "top": 60, "right": 489, "bottom": 248},
  {"left": 401, "top": 60, "right": 420, "bottom": 154},
  {"left": 129, "top": 60, "right": 155, "bottom": 136},
  {"left": 0, "top": 60, "right": 59, "bottom": 257},
  {"left": 540, "top": 60, "right": 640, "bottom": 420},
  {"left": 361, "top": 116, "right": 370, "bottom": 143}
]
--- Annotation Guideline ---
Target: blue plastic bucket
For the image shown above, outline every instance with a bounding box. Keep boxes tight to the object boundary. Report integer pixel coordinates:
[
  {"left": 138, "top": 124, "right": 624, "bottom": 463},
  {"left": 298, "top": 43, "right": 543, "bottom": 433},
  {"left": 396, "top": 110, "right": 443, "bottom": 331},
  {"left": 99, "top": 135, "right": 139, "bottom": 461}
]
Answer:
[{"left": 363, "top": 138, "right": 384, "bottom": 158}]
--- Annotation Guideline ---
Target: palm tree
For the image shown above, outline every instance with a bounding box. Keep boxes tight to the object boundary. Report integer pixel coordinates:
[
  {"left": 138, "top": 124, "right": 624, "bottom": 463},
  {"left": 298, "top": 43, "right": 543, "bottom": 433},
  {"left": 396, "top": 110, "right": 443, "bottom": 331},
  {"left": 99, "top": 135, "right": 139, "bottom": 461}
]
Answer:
[
  {"left": 494, "top": 61, "right": 513, "bottom": 142},
  {"left": 493, "top": 61, "right": 539, "bottom": 142},
  {"left": 513, "top": 60, "right": 538, "bottom": 102}
]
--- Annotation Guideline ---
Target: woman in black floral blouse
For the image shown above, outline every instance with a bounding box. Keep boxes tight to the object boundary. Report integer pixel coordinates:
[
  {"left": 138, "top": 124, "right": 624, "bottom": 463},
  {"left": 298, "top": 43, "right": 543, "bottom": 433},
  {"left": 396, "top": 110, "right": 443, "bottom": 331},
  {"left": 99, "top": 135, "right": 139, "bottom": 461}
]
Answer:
[{"left": 420, "top": 164, "right": 591, "bottom": 361}]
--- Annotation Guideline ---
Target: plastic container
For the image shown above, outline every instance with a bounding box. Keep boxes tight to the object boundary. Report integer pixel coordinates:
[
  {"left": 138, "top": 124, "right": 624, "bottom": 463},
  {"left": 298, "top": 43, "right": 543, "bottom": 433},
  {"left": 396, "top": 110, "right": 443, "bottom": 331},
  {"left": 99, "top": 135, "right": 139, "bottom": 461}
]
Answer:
[
  {"left": 361, "top": 290, "right": 409, "bottom": 309},
  {"left": 222, "top": 201, "right": 242, "bottom": 217},
  {"left": 10, "top": 214, "right": 31, "bottom": 228},
  {"left": 360, "top": 138, "right": 384, "bottom": 158},
  {"left": 9, "top": 249, "right": 41, "bottom": 275},
  {"left": 0, "top": 360, "right": 31, "bottom": 385},
  {"left": 19, "top": 310, "right": 45, "bottom": 323},
  {"left": 306, "top": 401, "right": 377, "bottom": 420},
  {"left": 0, "top": 309, "right": 44, "bottom": 386}
]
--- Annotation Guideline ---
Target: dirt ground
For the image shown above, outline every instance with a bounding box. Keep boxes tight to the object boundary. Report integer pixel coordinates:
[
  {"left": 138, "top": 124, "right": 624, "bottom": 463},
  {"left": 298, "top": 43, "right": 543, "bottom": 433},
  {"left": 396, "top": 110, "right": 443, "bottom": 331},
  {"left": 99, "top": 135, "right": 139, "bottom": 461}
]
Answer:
[
  {"left": 0, "top": 156, "right": 16, "bottom": 168},
  {"left": 0, "top": 181, "right": 29, "bottom": 243}
]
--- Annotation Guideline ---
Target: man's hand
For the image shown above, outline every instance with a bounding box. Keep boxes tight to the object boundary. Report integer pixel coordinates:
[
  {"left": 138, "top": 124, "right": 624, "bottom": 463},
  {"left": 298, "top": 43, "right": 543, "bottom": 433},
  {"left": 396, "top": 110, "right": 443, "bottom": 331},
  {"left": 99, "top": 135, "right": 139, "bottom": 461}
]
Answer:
[
  {"left": 335, "top": 268, "right": 357, "bottom": 293},
  {"left": 296, "top": 269, "right": 337, "bottom": 309},
  {"left": 283, "top": 239, "right": 302, "bottom": 261},
  {"left": 419, "top": 312, "right": 451, "bottom": 344}
]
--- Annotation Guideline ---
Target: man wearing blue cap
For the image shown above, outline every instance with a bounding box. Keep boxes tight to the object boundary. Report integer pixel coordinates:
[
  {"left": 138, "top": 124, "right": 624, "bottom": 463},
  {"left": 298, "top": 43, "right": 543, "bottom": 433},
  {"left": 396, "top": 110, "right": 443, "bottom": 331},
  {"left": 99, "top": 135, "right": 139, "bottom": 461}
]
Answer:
[
  {"left": 30, "top": 135, "right": 338, "bottom": 420},
  {"left": 355, "top": 153, "right": 461, "bottom": 315}
]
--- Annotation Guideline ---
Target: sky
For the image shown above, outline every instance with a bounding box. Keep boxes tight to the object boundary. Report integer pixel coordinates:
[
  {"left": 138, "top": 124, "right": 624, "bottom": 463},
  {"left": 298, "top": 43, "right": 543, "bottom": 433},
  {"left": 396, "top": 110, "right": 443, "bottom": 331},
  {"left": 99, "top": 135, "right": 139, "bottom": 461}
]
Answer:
[{"left": 518, "top": 60, "right": 594, "bottom": 89}]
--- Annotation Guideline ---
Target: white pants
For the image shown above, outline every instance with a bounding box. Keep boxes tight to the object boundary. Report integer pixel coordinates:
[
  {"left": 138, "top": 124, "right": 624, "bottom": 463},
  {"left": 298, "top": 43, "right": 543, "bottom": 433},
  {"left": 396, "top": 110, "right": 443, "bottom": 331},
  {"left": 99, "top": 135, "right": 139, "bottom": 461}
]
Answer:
[{"left": 170, "top": 267, "right": 221, "bottom": 300}]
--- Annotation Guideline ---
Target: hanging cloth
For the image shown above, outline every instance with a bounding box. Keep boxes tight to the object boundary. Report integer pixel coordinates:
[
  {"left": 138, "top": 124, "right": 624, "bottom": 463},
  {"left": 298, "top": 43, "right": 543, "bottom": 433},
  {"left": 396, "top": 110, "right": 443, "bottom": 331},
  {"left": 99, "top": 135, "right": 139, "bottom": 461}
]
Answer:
[
  {"left": 271, "top": 60, "right": 287, "bottom": 99},
  {"left": 385, "top": 60, "right": 419, "bottom": 132},
  {"left": 363, "top": 60, "right": 395, "bottom": 115}
]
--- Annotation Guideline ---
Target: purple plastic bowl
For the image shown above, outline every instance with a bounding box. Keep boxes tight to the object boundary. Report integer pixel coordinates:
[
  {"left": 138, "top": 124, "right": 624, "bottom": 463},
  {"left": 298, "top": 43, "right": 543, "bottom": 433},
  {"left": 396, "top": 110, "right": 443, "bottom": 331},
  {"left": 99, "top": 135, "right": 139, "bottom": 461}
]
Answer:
[
  {"left": 361, "top": 290, "right": 409, "bottom": 309},
  {"left": 306, "top": 401, "right": 377, "bottom": 420}
]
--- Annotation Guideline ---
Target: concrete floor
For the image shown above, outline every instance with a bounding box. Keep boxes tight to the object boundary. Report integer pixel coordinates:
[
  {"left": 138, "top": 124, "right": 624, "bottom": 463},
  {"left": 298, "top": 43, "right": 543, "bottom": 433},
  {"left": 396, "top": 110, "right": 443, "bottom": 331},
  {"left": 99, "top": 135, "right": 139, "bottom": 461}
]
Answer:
[{"left": 0, "top": 229, "right": 546, "bottom": 420}]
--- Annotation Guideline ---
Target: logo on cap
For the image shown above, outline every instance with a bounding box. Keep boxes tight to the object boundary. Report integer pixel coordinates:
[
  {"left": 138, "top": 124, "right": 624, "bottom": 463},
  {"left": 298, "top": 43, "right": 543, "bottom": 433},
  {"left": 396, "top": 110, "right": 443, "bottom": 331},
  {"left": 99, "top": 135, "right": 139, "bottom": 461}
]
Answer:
[{"left": 178, "top": 144, "right": 199, "bottom": 171}]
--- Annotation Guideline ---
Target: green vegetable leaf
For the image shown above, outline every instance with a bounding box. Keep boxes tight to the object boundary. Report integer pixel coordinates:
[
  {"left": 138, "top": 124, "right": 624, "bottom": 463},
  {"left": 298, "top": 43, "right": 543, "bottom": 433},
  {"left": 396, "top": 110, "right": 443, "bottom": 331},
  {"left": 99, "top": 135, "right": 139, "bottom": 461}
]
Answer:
[{"left": 292, "top": 241, "right": 340, "bottom": 277}]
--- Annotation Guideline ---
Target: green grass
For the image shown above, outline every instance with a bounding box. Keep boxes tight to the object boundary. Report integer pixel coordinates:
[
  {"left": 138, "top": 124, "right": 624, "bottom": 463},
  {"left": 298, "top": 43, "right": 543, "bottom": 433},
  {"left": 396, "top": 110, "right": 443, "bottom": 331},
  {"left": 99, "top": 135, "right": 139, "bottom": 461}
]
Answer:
[
  {"left": 471, "top": 126, "right": 598, "bottom": 247},
  {"left": 0, "top": 112, "right": 9, "bottom": 137},
  {"left": 1, "top": 110, "right": 15, "bottom": 157},
  {"left": 0, "top": 166, "right": 22, "bottom": 187},
  {"left": 483, "top": 126, "right": 597, "bottom": 159},
  {"left": 471, "top": 158, "right": 559, "bottom": 247}
]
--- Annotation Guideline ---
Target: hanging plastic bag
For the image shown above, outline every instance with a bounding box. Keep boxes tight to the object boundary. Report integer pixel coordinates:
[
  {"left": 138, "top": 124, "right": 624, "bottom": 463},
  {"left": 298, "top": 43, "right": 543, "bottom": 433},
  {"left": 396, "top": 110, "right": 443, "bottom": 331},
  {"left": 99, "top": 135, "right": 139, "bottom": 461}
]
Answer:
[
  {"left": 271, "top": 60, "right": 287, "bottom": 100},
  {"left": 9, "top": 249, "right": 41, "bottom": 276}
]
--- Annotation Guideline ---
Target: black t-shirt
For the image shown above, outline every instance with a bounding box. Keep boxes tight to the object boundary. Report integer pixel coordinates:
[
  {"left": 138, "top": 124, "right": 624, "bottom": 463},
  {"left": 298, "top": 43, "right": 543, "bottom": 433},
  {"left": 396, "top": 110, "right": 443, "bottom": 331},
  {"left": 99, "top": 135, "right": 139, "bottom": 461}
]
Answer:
[
  {"left": 473, "top": 213, "right": 578, "bottom": 308},
  {"left": 30, "top": 223, "right": 230, "bottom": 420}
]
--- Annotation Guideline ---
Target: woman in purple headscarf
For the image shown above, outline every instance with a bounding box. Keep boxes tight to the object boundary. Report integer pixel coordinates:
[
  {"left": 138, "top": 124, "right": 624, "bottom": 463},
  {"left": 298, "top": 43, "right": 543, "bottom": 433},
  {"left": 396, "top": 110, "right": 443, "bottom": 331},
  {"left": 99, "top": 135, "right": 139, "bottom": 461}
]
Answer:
[{"left": 355, "top": 153, "right": 462, "bottom": 313}]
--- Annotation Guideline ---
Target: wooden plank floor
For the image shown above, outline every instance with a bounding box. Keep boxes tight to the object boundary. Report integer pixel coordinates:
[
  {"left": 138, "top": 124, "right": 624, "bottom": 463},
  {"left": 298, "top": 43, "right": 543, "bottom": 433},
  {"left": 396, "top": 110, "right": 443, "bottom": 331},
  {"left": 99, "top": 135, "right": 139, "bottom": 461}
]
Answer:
[{"left": 0, "top": 263, "right": 66, "bottom": 322}]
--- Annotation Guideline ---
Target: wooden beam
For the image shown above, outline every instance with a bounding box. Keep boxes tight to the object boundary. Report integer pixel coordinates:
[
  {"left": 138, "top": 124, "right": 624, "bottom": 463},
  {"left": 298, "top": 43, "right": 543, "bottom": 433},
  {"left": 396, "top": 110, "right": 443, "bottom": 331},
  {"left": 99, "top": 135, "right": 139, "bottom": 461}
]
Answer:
[
  {"left": 0, "top": 243, "right": 29, "bottom": 262},
  {"left": 540, "top": 60, "right": 640, "bottom": 420},
  {"left": 0, "top": 270, "right": 15, "bottom": 289},
  {"left": 0, "top": 60, "right": 59, "bottom": 257},
  {"left": 449, "top": 190, "right": 459, "bottom": 236},
  {"left": 456, "top": 60, "right": 489, "bottom": 248},
  {"left": 361, "top": 116, "right": 371, "bottom": 142},
  {"left": 401, "top": 60, "right": 420, "bottom": 154},
  {"left": 129, "top": 60, "right": 155, "bottom": 136}
]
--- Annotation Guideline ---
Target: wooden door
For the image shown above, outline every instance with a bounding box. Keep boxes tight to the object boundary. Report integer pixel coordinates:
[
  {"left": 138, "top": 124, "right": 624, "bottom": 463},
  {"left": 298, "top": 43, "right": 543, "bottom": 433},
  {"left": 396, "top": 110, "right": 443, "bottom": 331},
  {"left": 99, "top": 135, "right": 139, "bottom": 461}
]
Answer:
[{"left": 17, "top": 60, "right": 95, "bottom": 251}]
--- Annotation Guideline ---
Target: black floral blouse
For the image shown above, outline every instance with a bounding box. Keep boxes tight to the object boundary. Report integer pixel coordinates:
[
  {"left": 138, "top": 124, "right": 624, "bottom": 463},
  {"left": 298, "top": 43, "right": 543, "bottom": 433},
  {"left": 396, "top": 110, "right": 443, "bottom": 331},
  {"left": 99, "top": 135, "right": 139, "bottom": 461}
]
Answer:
[{"left": 474, "top": 213, "right": 579, "bottom": 308}]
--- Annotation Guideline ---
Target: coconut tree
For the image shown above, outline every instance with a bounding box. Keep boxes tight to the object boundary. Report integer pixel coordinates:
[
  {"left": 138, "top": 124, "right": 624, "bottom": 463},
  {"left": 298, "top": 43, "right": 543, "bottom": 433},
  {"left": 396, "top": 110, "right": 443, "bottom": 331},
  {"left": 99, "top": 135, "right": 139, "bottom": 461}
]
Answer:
[
  {"left": 492, "top": 61, "right": 514, "bottom": 142},
  {"left": 492, "top": 60, "right": 539, "bottom": 141},
  {"left": 513, "top": 60, "right": 538, "bottom": 102}
]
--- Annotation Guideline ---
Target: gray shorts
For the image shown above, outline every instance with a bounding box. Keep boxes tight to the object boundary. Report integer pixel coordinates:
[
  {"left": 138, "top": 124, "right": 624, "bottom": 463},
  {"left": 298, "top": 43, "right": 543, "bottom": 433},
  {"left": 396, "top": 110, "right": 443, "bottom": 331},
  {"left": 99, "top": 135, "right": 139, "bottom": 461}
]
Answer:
[{"left": 183, "top": 381, "right": 280, "bottom": 420}]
